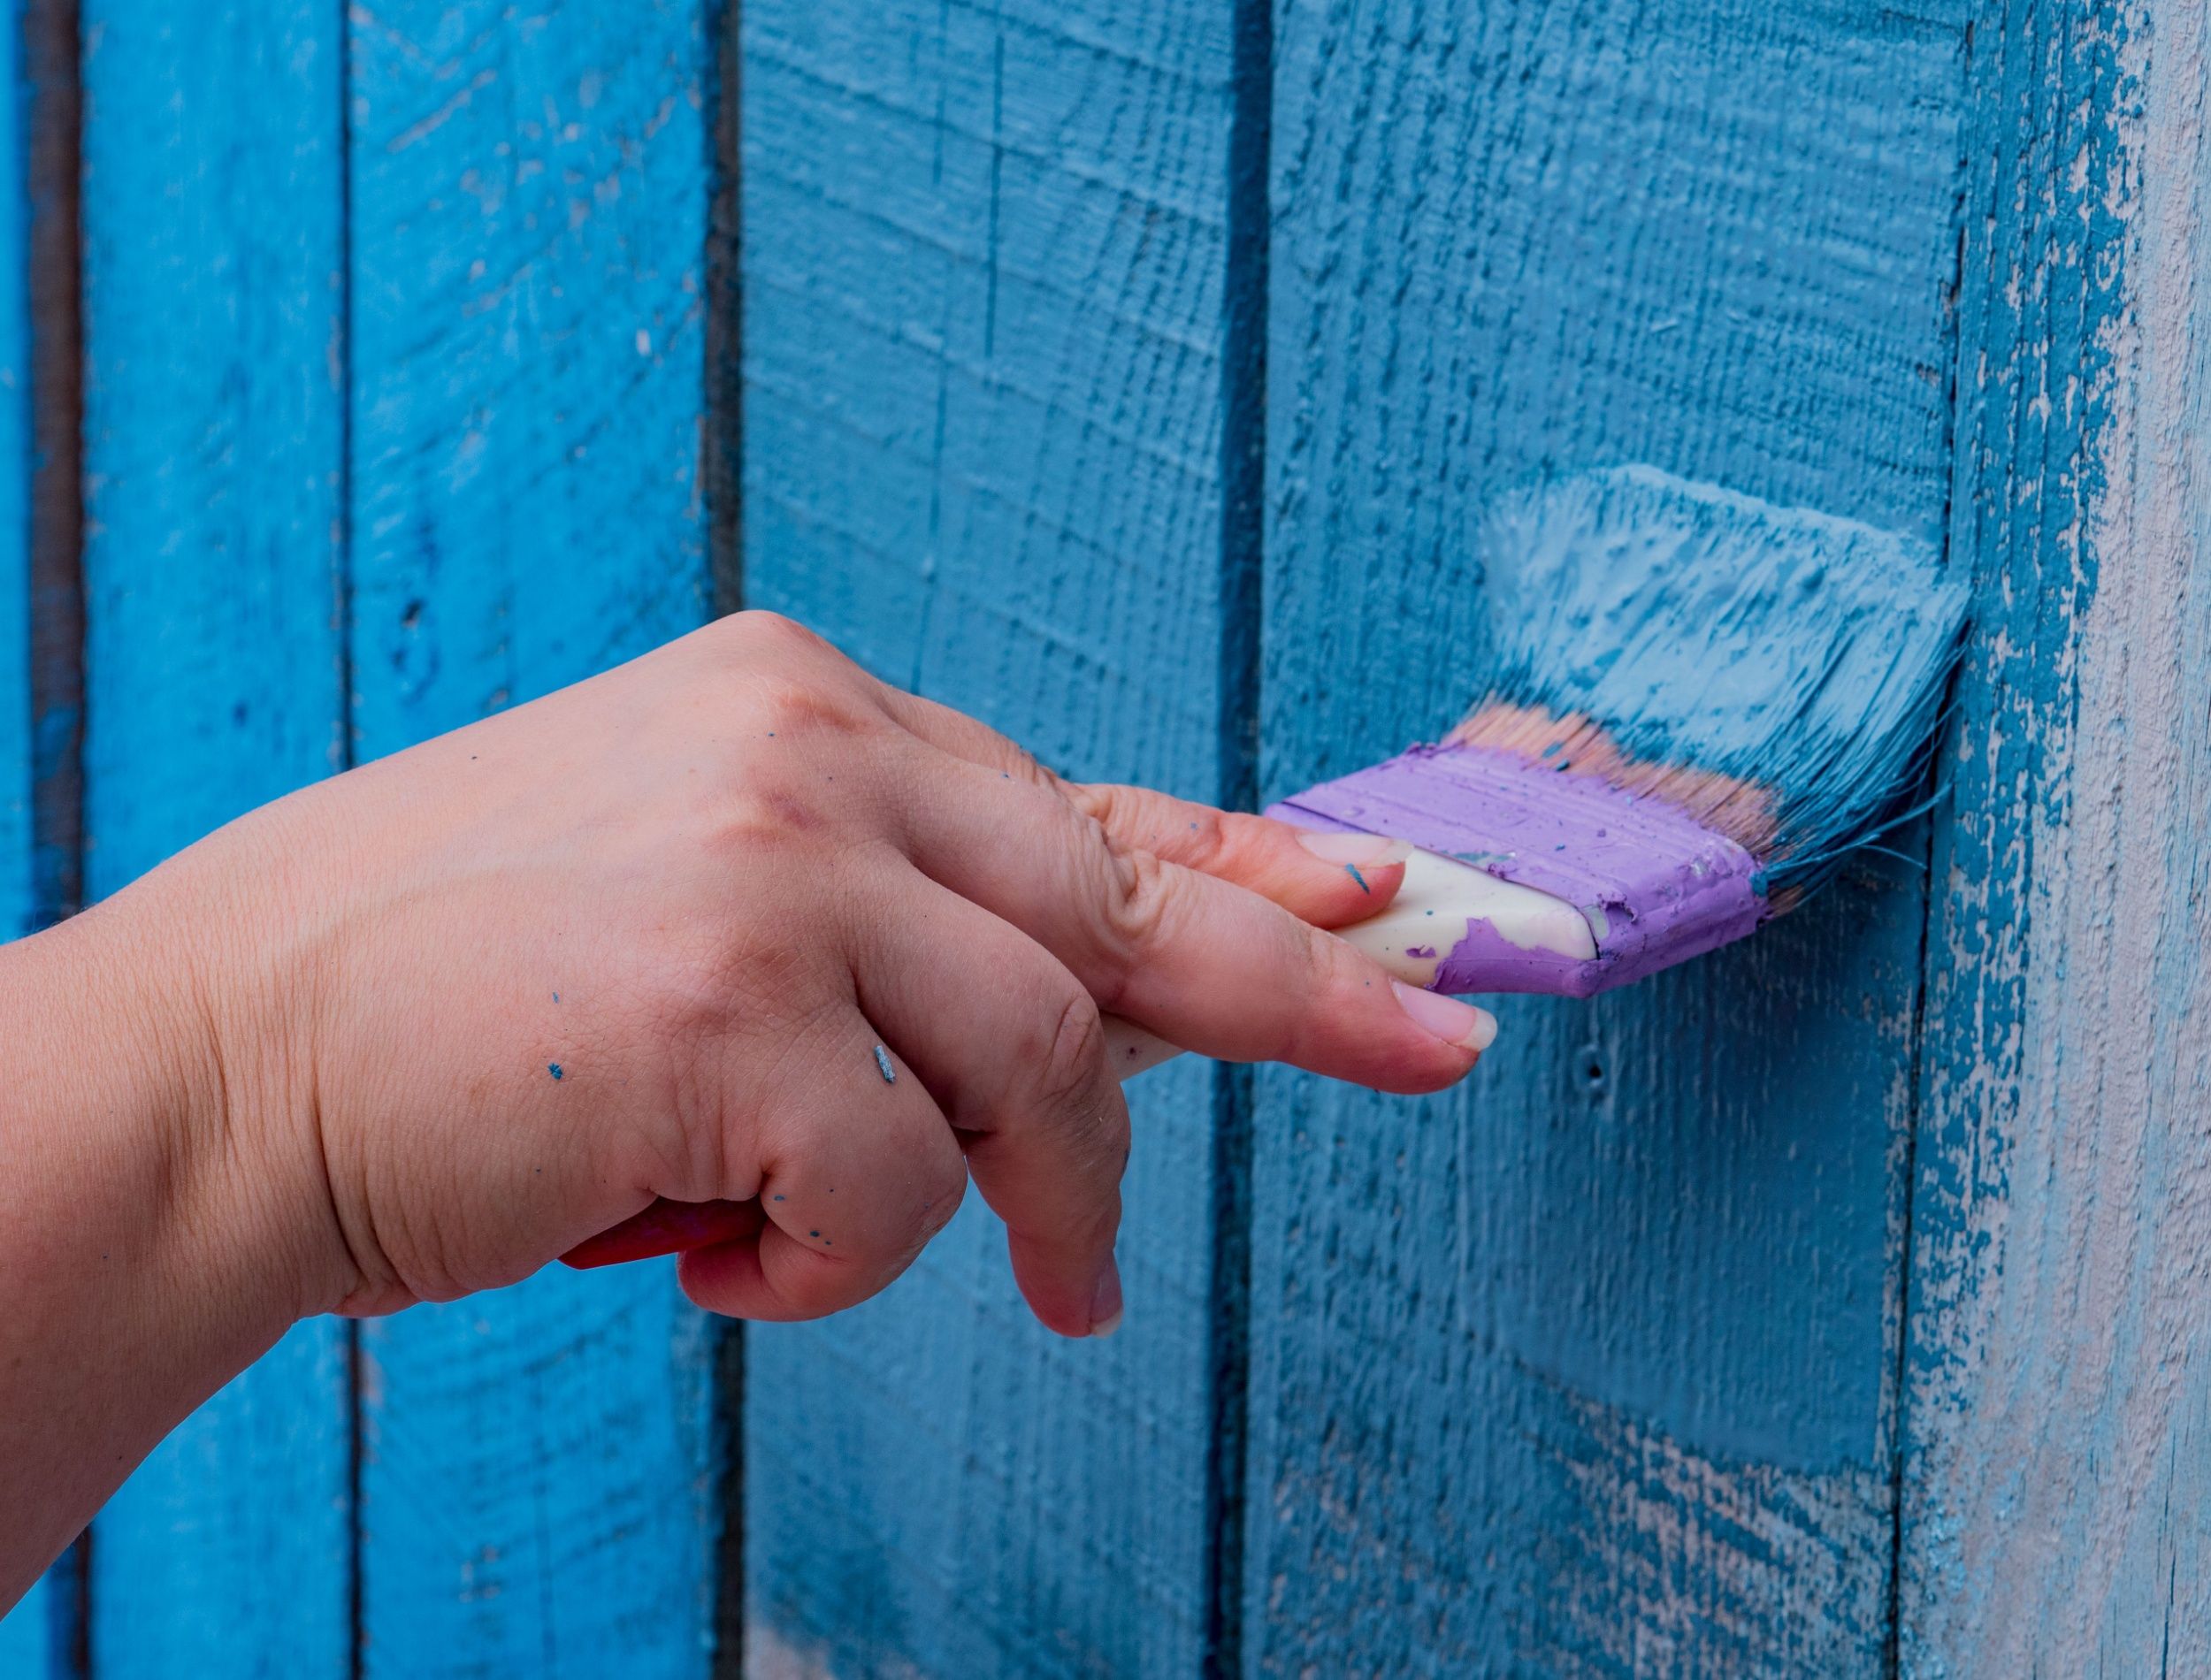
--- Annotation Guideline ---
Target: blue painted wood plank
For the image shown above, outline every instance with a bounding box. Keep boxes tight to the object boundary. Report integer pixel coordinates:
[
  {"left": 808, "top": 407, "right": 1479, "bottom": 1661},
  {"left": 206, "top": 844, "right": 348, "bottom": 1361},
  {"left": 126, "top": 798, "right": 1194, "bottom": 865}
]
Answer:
[
  {"left": 0, "top": 1580, "right": 47, "bottom": 1680},
  {"left": 1898, "top": 1, "right": 2211, "bottom": 1668},
  {"left": 739, "top": 2, "right": 1246, "bottom": 1672},
  {"left": 0, "top": 1558, "right": 69, "bottom": 1680},
  {"left": 0, "top": 0, "right": 28, "bottom": 950},
  {"left": 346, "top": 4, "right": 719, "bottom": 1674},
  {"left": 1247, "top": 0, "right": 1970, "bottom": 1669},
  {"left": 73, "top": 1, "right": 353, "bottom": 1671},
  {"left": 0, "top": 0, "right": 68, "bottom": 1662}
]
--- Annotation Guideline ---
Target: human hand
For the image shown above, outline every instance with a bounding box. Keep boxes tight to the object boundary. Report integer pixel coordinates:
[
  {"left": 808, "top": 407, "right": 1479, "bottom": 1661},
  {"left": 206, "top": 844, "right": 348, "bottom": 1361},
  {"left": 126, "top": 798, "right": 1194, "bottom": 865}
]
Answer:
[{"left": 141, "top": 613, "right": 1496, "bottom": 1339}]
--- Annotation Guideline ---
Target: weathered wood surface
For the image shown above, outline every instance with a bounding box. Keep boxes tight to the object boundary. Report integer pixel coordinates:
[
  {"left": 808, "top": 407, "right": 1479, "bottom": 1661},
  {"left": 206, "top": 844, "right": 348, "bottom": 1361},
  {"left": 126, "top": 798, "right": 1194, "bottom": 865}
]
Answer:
[
  {"left": 73, "top": 3, "right": 354, "bottom": 1669},
  {"left": 1246, "top": 0, "right": 1970, "bottom": 1669},
  {"left": 0, "top": 1585, "right": 42, "bottom": 1680},
  {"left": 4, "top": 0, "right": 2209, "bottom": 1672},
  {"left": 1899, "top": 1, "right": 2211, "bottom": 1671},
  {"left": 738, "top": 0, "right": 1255, "bottom": 1671},
  {"left": 0, "top": 0, "right": 27, "bottom": 951},
  {"left": 0, "top": 0, "right": 48, "bottom": 1664},
  {"left": 346, "top": 2, "right": 721, "bottom": 1674}
]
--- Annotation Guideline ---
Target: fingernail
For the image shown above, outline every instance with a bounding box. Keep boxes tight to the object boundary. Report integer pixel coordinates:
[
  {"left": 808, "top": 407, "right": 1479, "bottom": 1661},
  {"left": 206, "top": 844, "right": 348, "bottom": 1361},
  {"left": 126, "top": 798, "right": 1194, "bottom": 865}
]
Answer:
[
  {"left": 1391, "top": 980, "right": 1499, "bottom": 1052},
  {"left": 1090, "top": 1256, "right": 1125, "bottom": 1339},
  {"left": 1297, "top": 830, "right": 1413, "bottom": 868}
]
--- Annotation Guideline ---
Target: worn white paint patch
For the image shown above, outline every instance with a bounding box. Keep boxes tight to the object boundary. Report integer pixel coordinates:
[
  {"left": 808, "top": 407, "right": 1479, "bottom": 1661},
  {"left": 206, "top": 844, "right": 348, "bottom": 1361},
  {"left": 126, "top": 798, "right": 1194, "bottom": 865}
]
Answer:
[
  {"left": 746, "top": 1621, "right": 926, "bottom": 1680},
  {"left": 1338, "top": 847, "right": 1597, "bottom": 987},
  {"left": 1529, "top": 1387, "right": 1893, "bottom": 1676},
  {"left": 1902, "top": 0, "right": 2211, "bottom": 1669}
]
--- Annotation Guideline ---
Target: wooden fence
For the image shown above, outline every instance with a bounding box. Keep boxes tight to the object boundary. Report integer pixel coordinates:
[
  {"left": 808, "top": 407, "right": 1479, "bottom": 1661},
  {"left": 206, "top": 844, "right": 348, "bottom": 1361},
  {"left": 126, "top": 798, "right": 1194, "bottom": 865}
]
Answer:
[{"left": 3, "top": 0, "right": 2207, "bottom": 1673}]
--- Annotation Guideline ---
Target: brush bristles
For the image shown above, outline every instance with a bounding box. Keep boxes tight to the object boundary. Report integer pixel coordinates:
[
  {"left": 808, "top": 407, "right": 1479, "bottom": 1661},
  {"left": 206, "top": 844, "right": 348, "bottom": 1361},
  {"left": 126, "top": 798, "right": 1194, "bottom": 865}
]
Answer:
[
  {"left": 1448, "top": 701, "right": 1802, "bottom": 912},
  {"left": 1468, "top": 466, "right": 1970, "bottom": 902}
]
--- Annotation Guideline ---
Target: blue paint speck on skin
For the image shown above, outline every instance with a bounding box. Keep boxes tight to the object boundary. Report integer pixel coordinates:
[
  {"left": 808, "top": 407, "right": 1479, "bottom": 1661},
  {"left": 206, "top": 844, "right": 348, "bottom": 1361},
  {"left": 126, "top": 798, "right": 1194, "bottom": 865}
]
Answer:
[
  {"left": 772, "top": 1195, "right": 784, "bottom": 1203},
  {"left": 1346, "top": 863, "right": 1372, "bottom": 893},
  {"left": 548, "top": 1063, "right": 563, "bottom": 1081},
  {"left": 552, "top": 991, "right": 560, "bottom": 1003},
  {"left": 874, "top": 1043, "right": 897, "bottom": 1083}
]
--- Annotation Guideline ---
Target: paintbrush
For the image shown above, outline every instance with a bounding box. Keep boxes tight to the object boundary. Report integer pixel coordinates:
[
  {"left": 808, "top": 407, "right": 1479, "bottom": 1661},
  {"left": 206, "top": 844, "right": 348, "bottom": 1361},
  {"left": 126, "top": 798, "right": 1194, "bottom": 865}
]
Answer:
[
  {"left": 565, "top": 464, "right": 1968, "bottom": 1268},
  {"left": 1273, "top": 464, "right": 1970, "bottom": 996}
]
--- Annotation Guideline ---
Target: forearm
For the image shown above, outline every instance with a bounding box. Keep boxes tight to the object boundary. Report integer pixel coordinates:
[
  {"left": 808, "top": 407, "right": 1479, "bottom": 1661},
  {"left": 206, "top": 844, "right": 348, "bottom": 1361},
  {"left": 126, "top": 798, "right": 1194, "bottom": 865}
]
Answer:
[{"left": 0, "top": 873, "right": 311, "bottom": 1607}]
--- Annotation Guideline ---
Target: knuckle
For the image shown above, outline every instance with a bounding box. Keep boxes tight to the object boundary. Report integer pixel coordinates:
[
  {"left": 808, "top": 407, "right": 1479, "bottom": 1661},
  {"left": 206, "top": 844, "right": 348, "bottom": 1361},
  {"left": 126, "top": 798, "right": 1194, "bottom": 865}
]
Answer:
[
  {"left": 1034, "top": 989, "right": 1111, "bottom": 1114},
  {"left": 1029, "top": 995, "right": 1131, "bottom": 1185},
  {"left": 692, "top": 615, "right": 882, "bottom": 741},
  {"left": 1175, "top": 806, "right": 1230, "bottom": 869},
  {"left": 1092, "top": 846, "right": 1175, "bottom": 989},
  {"left": 720, "top": 608, "right": 829, "bottom": 661},
  {"left": 985, "top": 740, "right": 1060, "bottom": 793},
  {"left": 915, "top": 1157, "right": 969, "bottom": 1241},
  {"left": 1260, "top": 925, "right": 1341, "bottom": 1065},
  {"left": 1062, "top": 781, "right": 1116, "bottom": 823},
  {"left": 743, "top": 673, "right": 873, "bottom": 739}
]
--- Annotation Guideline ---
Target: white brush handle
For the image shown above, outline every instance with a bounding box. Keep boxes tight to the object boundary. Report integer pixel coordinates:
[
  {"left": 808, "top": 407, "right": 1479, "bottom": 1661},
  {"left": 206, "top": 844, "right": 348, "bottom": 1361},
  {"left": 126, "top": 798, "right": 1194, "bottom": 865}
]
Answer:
[
  {"left": 1106, "top": 849, "right": 1586, "bottom": 1076},
  {"left": 1103, "top": 1016, "right": 1182, "bottom": 1078},
  {"left": 1334, "top": 847, "right": 1596, "bottom": 981}
]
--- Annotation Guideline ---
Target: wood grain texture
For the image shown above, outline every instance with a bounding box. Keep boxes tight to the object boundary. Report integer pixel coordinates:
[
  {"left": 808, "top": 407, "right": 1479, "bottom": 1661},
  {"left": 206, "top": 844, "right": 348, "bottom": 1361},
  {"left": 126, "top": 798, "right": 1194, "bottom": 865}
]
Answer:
[
  {"left": 0, "top": 0, "right": 28, "bottom": 949},
  {"left": 71, "top": 2, "right": 353, "bottom": 1672},
  {"left": 1248, "top": 0, "right": 1970, "bottom": 1669},
  {"left": 0, "top": 0, "right": 51, "bottom": 1644},
  {"left": 1898, "top": 2, "right": 2211, "bottom": 1670},
  {"left": 0, "top": 1, "right": 69, "bottom": 1661},
  {"left": 738, "top": 2, "right": 1246, "bottom": 1672},
  {"left": 21, "top": 0, "right": 77, "bottom": 936},
  {"left": 346, "top": 3, "right": 719, "bottom": 1673}
]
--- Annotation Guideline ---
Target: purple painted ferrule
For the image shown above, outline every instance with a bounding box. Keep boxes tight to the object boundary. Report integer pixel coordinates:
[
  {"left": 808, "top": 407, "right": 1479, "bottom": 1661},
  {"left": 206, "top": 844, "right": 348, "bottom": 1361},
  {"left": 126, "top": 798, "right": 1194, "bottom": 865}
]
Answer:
[{"left": 1268, "top": 744, "right": 1768, "bottom": 998}]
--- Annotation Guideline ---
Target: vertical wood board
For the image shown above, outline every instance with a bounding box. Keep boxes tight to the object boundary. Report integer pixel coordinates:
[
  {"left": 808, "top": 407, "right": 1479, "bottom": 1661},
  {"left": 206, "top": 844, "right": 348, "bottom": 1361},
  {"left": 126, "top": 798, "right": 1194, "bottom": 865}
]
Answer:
[
  {"left": 1248, "top": 0, "right": 1970, "bottom": 1669},
  {"left": 0, "top": 0, "right": 49, "bottom": 1662},
  {"left": 1899, "top": 1, "right": 2211, "bottom": 1669},
  {"left": 0, "top": 1584, "right": 46, "bottom": 1680},
  {"left": 0, "top": 0, "right": 27, "bottom": 943},
  {"left": 346, "top": 3, "right": 719, "bottom": 1674},
  {"left": 73, "top": 1, "right": 353, "bottom": 1671},
  {"left": 739, "top": 1, "right": 1243, "bottom": 1673}
]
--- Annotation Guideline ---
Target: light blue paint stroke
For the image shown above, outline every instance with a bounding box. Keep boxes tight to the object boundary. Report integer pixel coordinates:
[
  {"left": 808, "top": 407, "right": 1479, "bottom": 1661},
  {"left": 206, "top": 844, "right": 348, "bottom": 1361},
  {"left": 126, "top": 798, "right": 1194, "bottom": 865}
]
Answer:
[{"left": 1480, "top": 465, "right": 1971, "bottom": 895}]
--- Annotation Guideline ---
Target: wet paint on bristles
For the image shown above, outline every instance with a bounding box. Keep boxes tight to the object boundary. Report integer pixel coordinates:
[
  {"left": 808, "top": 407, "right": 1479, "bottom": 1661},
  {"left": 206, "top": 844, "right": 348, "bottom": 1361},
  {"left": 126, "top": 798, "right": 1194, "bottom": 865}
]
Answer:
[{"left": 1268, "top": 466, "right": 1970, "bottom": 997}]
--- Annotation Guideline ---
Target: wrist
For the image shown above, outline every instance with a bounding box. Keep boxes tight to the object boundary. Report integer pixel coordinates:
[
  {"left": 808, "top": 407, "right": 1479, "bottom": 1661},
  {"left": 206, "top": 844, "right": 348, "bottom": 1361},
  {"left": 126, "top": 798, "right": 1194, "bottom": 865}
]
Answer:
[
  {"left": 0, "top": 858, "right": 325, "bottom": 1572},
  {"left": 11, "top": 821, "right": 349, "bottom": 1333},
  {"left": 147, "top": 802, "right": 371, "bottom": 1320}
]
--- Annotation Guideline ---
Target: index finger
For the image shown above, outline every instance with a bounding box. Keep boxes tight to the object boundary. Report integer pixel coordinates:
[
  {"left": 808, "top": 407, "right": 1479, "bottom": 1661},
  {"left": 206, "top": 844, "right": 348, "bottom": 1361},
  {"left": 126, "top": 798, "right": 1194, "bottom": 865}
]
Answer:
[
  {"left": 868, "top": 684, "right": 1411, "bottom": 927},
  {"left": 902, "top": 757, "right": 1497, "bottom": 1094},
  {"left": 1065, "top": 782, "right": 1412, "bottom": 930}
]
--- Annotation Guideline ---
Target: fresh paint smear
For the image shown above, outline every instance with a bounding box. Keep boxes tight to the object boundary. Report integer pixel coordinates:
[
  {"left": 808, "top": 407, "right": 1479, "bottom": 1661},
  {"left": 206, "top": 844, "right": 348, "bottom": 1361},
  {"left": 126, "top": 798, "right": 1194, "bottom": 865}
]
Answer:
[{"left": 1270, "top": 466, "right": 1969, "bottom": 997}]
